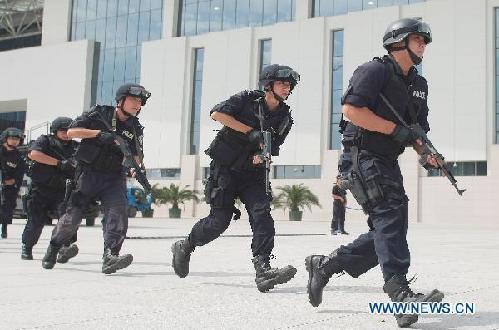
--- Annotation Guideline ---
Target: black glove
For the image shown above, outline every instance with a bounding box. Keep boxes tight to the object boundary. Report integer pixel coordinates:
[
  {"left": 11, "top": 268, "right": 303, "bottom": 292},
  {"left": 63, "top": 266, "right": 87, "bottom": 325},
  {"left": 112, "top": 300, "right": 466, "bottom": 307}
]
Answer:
[
  {"left": 247, "top": 129, "right": 263, "bottom": 147},
  {"left": 96, "top": 131, "right": 116, "bottom": 145},
  {"left": 57, "top": 159, "right": 75, "bottom": 172},
  {"left": 390, "top": 125, "right": 419, "bottom": 146}
]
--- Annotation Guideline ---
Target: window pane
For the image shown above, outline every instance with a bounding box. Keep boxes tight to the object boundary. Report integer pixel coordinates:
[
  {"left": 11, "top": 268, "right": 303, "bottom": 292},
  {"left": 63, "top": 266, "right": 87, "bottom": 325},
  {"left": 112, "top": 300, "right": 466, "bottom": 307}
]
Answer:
[
  {"left": 476, "top": 161, "right": 487, "bottom": 176},
  {"left": 223, "top": 0, "right": 236, "bottom": 30},
  {"left": 85, "top": 20, "right": 96, "bottom": 40},
  {"left": 75, "top": 21, "right": 86, "bottom": 39},
  {"left": 462, "top": 162, "right": 475, "bottom": 176},
  {"left": 348, "top": 0, "right": 363, "bottom": 11},
  {"left": 116, "top": 16, "right": 128, "bottom": 47},
  {"left": 151, "top": 0, "right": 162, "bottom": 10},
  {"left": 333, "top": 0, "right": 348, "bottom": 15},
  {"left": 277, "top": 0, "right": 292, "bottom": 22},
  {"left": 95, "top": 18, "right": 106, "bottom": 43},
  {"left": 107, "top": 0, "right": 118, "bottom": 17},
  {"left": 184, "top": 3, "right": 198, "bottom": 36},
  {"left": 118, "top": 0, "right": 129, "bottom": 15},
  {"left": 378, "top": 0, "right": 393, "bottom": 7},
  {"left": 86, "top": 0, "right": 97, "bottom": 20},
  {"left": 129, "top": 0, "right": 140, "bottom": 13},
  {"left": 126, "top": 13, "right": 139, "bottom": 46},
  {"left": 97, "top": 0, "right": 107, "bottom": 18},
  {"left": 263, "top": 0, "right": 277, "bottom": 25},
  {"left": 138, "top": 11, "right": 151, "bottom": 42},
  {"left": 125, "top": 46, "right": 137, "bottom": 79},
  {"left": 320, "top": 0, "right": 333, "bottom": 16},
  {"left": 236, "top": 0, "right": 249, "bottom": 27},
  {"left": 135, "top": 45, "right": 142, "bottom": 79},
  {"left": 105, "top": 16, "right": 117, "bottom": 48},
  {"left": 114, "top": 47, "right": 126, "bottom": 82},
  {"left": 101, "top": 81, "right": 114, "bottom": 105},
  {"left": 103, "top": 48, "right": 115, "bottom": 82},
  {"left": 141, "top": 0, "right": 151, "bottom": 11},
  {"left": 150, "top": 9, "right": 162, "bottom": 40},
  {"left": 210, "top": 0, "right": 223, "bottom": 32},
  {"left": 363, "top": 0, "right": 377, "bottom": 10},
  {"left": 197, "top": 1, "right": 210, "bottom": 34},
  {"left": 249, "top": 0, "right": 263, "bottom": 26},
  {"left": 76, "top": 0, "right": 87, "bottom": 22}
]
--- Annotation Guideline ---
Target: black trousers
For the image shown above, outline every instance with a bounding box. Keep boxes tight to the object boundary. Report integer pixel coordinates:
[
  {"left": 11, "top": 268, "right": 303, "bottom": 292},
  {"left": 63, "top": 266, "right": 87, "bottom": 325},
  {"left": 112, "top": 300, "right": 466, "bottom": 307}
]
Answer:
[
  {"left": 331, "top": 201, "right": 346, "bottom": 232},
  {"left": 22, "top": 184, "right": 76, "bottom": 248},
  {"left": 50, "top": 168, "right": 127, "bottom": 253},
  {"left": 189, "top": 162, "right": 275, "bottom": 257},
  {"left": 333, "top": 149, "right": 410, "bottom": 281},
  {"left": 0, "top": 185, "right": 19, "bottom": 225}
]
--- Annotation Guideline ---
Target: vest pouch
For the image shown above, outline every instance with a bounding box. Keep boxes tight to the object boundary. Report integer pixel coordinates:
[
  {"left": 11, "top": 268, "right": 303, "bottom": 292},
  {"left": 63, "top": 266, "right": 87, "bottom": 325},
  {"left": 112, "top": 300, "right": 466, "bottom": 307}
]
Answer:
[
  {"left": 75, "top": 143, "right": 101, "bottom": 165},
  {"left": 206, "top": 137, "right": 244, "bottom": 166},
  {"left": 92, "top": 148, "right": 123, "bottom": 173}
]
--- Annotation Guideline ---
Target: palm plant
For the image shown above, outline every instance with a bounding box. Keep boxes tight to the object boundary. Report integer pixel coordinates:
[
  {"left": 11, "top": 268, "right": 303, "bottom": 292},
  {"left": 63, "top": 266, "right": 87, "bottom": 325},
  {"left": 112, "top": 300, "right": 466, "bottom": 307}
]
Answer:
[
  {"left": 273, "top": 184, "right": 321, "bottom": 221},
  {"left": 151, "top": 183, "right": 200, "bottom": 218}
]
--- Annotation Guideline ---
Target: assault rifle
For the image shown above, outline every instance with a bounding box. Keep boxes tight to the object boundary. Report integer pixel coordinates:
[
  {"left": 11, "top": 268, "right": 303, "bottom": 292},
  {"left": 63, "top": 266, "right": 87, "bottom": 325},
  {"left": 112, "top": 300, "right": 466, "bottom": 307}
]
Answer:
[
  {"left": 256, "top": 99, "right": 272, "bottom": 197},
  {"left": 380, "top": 93, "right": 465, "bottom": 196}
]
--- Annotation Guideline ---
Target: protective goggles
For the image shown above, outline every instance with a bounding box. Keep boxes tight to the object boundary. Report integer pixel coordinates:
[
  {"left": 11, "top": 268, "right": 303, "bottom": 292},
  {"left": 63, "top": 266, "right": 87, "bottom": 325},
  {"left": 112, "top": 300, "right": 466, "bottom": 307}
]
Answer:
[
  {"left": 128, "top": 86, "right": 151, "bottom": 99},
  {"left": 275, "top": 68, "right": 300, "bottom": 82}
]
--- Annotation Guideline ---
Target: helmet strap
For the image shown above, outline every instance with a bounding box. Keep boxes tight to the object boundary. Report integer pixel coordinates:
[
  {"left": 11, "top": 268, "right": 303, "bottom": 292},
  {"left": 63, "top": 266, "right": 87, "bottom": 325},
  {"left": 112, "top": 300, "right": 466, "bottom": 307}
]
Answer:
[
  {"left": 405, "top": 38, "right": 422, "bottom": 65},
  {"left": 268, "top": 82, "right": 286, "bottom": 103},
  {"left": 117, "top": 99, "right": 134, "bottom": 118}
]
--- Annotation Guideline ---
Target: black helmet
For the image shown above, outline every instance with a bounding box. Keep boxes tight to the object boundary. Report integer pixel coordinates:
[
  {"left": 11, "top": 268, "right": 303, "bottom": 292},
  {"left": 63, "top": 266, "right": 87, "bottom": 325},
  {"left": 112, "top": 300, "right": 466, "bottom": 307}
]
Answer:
[
  {"left": 383, "top": 18, "right": 432, "bottom": 51},
  {"left": 50, "top": 117, "right": 73, "bottom": 134},
  {"left": 1, "top": 127, "right": 24, "bottom": 144},
  {"left": 259, "top": 64, "right": 300, "bottom": 90},
  {"left": 115, "top": 83, "right": 151, "bottom": 106}
]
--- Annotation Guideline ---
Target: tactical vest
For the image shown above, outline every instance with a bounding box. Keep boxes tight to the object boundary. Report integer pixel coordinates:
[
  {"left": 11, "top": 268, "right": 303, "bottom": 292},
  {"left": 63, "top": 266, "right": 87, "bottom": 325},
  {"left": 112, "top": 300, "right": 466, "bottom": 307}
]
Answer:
[
  {"left": 343, "top": 57, "right": 420, "bottom": 159},
  {"left": 30, "top": 135, "right": 77, "bottom": 188}
]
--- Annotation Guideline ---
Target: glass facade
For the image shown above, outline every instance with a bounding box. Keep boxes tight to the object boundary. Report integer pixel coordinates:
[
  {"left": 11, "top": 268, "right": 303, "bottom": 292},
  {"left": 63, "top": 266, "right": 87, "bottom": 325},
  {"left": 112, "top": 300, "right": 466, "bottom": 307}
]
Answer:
[
  {"left": 71, "top": 0, "right": 163, "bottom": 106},
  {"left": 313, "top": 0, "right": 425, "bottom": 17},
  {"left": 273, "top": 165, "right": 322, "bottom": 179},
  {"left": 496, "top": 8, "right": 499, "bottom": 143},
  {"left": 427, "top": 161, "right": 487, "bottom": 177},
  {"left": 0, "top": 111, "right": 26, "bottom": 132},
  {"left": 146, "top": 168, "right": 181, "bottom": 179},
  {"left": 178, "top": 0, "right": 295, "bottom": 37},
  {"left": 329, "top": 30, "right": 344, "bottom": 150},
  {"left": 190, "top": 48, "right": 205, "bottom": 155},
  {"left": 259, "top": 39, "right": 272, "bottom": 88}
]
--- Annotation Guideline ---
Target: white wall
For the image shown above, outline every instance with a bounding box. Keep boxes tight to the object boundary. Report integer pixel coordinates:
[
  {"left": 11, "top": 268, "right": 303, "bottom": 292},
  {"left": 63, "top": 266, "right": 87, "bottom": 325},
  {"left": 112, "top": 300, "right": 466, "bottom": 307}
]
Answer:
[{"left": 0, "top": 40, "right": 93, "bottom": 139}]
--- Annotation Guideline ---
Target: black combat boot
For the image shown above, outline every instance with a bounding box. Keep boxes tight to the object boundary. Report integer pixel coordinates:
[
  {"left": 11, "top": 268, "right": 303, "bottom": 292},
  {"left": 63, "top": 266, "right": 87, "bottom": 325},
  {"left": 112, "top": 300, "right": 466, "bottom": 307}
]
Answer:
[
  {"left": 1, "top": 224, "right": 7, "bottom": 238},
  {"left": 42, "top": 244, "right": 61, "bottom": 269},
  {"left": 57, "top": 244, "right": 79, "bottom": 264},
  {"left": 383, "top": 274, "right": 444, "bottom": 328},
  {"left": 102, "top": 248, "right": 133, "bottom": 274},
  {"left": 21, "top": 244, "right": 33, "bottom": 260},
  {"left": 252, "top": 255, "right": 297, "bottom": 292},
  {"left": 305, "top": 252, "right": 343, "bottom": 307},
  {"left": 171, "top": 239, "right": 195, "bottom": 278}
]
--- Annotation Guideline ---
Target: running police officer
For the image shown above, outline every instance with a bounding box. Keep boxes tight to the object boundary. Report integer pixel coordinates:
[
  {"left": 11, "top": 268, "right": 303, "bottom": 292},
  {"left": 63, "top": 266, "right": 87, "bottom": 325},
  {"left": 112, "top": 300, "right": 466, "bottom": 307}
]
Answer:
[
  {"left": 41, "top": 83, "right": 150, "bottom": 274},
  {"left": 171, "top": 64, "right": 299, "bottom": 292},
  {"left": 21, "top": 117, "right": 79, "bottom": 261},
  {"left": 305, "top": 18, "right": 444, "bottom": 328},
  {"left": 0, "top": 127, "right": 26, "bottom": 238}
]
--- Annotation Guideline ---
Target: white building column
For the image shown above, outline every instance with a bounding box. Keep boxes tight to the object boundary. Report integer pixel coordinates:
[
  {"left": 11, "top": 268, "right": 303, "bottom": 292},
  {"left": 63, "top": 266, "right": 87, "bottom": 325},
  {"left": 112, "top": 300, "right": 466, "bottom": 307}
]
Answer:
[{"left": 42, "top": 0, "right": 72, "bottom": 45}]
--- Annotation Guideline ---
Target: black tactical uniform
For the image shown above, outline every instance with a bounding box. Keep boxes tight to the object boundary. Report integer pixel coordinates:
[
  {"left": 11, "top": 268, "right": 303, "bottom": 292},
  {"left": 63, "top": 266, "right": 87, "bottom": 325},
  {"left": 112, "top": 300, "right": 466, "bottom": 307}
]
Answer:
[
  {"left": 331, "top": 183, "right": 347, "bottom": 235},
  {"left": 0, "top": 128, "right": 26, "bottom": 238},
  {"left": 21, "top": 117, "right": 79, "bottom": 261},
  {"left": 305, "top": 19, "right": 443, "bottom": 328},
  {"left": 42, "top": 83, "right": 150, "bottom": 274},
  {"left": 172, "top": 64, "right": 299, "bottom": 292}
]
